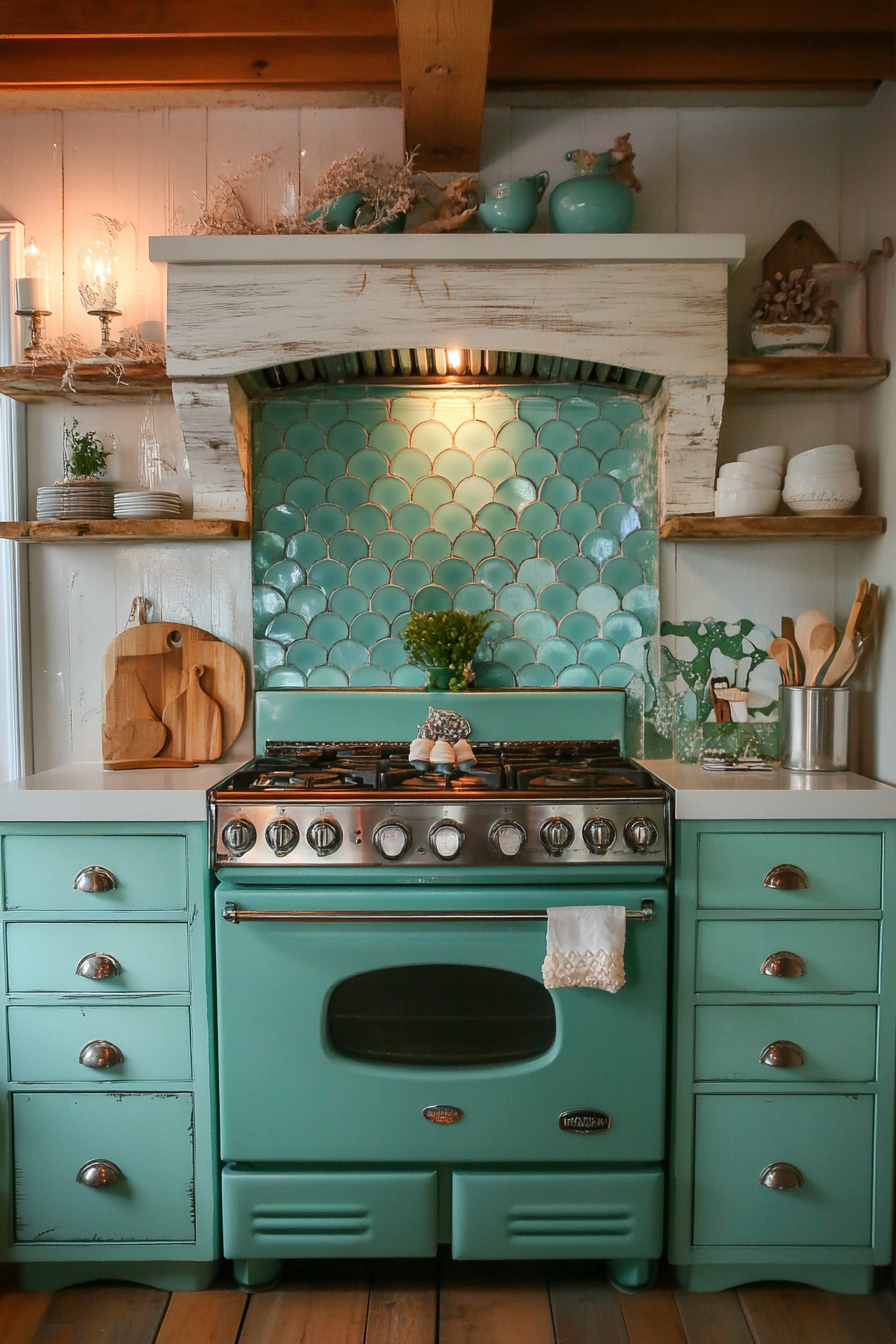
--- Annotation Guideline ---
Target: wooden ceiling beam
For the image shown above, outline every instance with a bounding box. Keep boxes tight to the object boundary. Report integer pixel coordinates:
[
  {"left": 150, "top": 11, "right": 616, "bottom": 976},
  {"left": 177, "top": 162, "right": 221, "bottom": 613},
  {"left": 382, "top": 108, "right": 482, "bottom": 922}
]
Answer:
[
  {"left": 492, "top": 0, "right": 894, "bottom": 31},
  {"left": 0, "top": 0, "right": 397, "bottom": 38},
  {"left": 394, "top": 0, "right": 493, "bottom": 173},
  {"left": 488, "top": 31, "right": 896, "bottom": 86},
  {"left": 0, "top": 37, "right": 401, "bottom": 88}
]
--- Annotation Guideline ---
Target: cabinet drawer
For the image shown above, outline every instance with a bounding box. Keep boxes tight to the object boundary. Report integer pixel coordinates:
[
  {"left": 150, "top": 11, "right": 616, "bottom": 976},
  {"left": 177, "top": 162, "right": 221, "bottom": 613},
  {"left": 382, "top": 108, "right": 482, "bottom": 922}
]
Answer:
[
  {"left": 8, "top": 1006, "right": 192, "bottom": 1083},
  {"left": 6, "top": 923, "right": 189, "bottom": 994},
  {"left": 452, "top": 1169, "right": 663, "bottom": 1260},
  {"left": 2, "top": 835, "right": 187, "bottom": 911},
  {"left": 697, "top": 832, "right": 881, "bottom": 910},
  {"left": 695, "top": 920, "right": 879, "bottom": 994},
  {"left": 222, "top": 1168, "right": 437, "bottom": 1259},
  {"left": 13, "top": 1091, "right": 195, "bottom": 1243},
  {"left": 695, "top": 1005, "right": 877, "bottom": 1082},
  {"left": 693, "top": 1094, "right": 874, "bottom": 1247}
]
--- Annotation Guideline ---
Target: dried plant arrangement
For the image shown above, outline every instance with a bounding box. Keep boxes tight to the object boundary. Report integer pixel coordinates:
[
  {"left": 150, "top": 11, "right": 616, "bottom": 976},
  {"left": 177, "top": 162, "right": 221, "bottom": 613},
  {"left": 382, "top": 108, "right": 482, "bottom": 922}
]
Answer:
[
  {"left": 409, "top": 175, "right": 478, "bottom": 233},
  {"left": 752, "top": 269, "right": 837, "bottom": 325},
  {"left": 567, "top": 135, "right": 643, "bottom": 193},
  {"left": 23, "top": 329, "right": 165, "bottom": 394}
]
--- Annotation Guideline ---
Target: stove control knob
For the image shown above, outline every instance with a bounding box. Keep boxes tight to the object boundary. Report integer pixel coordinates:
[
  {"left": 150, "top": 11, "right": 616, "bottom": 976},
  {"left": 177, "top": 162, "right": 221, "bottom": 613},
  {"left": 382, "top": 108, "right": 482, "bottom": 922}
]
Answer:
[
  {"left": 307, "top": 818, "right": 343, "bottom": 857},
  {"left": 265, "top": 818, "right": 300, "bottom": 857},
  {"left": 583, "top": 816, "right": 616, "bottom": 855},
  {"left": 623, "top": 816, "right": 659, "bottom": 853},
  {"left": 540, "top": 817, "right": 575, "bottom": 857},
  {"left": 221, "top": 818, "right": 257, "bottom": 857},
  {"left": 429, "top": 820, "right": 465, "bottom": 861},
  {"left": 373, "top": 821, "right": 411, "bottom": 861},
  {"left": 489, "top": 820, "right": 527, "bottom": 858}
]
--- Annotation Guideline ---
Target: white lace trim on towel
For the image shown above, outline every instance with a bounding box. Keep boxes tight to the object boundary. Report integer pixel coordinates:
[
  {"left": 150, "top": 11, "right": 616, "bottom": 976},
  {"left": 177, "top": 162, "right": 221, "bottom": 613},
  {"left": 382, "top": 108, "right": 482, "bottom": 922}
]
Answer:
[{"left": 542, "top": 948, "right": 626, "bottom": 993}]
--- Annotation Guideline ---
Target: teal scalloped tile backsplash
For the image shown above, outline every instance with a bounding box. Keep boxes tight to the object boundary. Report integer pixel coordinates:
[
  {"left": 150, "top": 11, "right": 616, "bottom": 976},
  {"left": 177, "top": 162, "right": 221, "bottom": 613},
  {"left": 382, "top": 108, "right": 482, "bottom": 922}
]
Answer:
[{"left": 252, "top": 384, "right": 659, "bottom": 726}]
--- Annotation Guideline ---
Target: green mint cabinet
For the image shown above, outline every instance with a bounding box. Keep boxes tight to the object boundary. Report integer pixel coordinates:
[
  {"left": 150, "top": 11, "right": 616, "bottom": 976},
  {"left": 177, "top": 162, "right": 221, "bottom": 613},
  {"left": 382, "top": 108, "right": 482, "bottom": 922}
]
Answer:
[
  {"left": 0, "top": 822, "right": 218, "bottom": 1291},
  {"left": 670, "top": 820, "right": 896, "bottom": 1294}
]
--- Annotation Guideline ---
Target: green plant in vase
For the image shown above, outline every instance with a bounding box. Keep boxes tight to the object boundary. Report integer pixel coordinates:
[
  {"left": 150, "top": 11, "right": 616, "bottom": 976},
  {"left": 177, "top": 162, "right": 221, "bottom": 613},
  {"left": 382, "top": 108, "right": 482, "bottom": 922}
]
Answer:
[
  {"left": 400, "top": 610, "right": 492, "bottom": 692},
  {"left": 62, "top": 418, "right": 111, "bottom": 480}
]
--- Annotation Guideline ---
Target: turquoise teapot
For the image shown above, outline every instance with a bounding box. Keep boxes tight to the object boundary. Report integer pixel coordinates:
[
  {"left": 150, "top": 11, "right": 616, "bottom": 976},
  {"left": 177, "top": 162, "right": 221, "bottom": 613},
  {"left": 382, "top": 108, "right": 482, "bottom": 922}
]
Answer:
[
  {"left": 479, "top": 171, "right": 549, "bottom": 234},
  {"left": 549, "top": 149, "right": 635, "bottom": 234},
  {"left": 304, "top": 190, "right": 365, "bottom": 231}
]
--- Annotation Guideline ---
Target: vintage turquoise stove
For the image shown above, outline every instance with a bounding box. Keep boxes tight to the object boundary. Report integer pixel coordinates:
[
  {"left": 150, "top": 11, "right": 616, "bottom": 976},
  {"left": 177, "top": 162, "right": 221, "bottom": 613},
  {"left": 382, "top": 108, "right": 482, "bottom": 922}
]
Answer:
[{"left": 210, "top": 689, "right": 671, "bottom": 1291}]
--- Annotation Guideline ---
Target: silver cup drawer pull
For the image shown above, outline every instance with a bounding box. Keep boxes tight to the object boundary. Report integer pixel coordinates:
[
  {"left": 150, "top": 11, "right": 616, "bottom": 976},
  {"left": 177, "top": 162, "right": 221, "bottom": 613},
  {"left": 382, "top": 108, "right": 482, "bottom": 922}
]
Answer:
[
  {"left": 79, "top": 1039, "right": 125, "bottom": 1069},
  {"left": 759, "top": 1040, "right": 806, "bottom": 1069},
  {"left": 76, "top": 1159, "right": 124, "bottom": 1188},
  {"left": 72, "top": 866, "right": 118, "bottom": 893},
  {"left": 760, "top": 950, "right": 807, "bottom": 979},
  {"left": 763, "top": 863, "right": 809, "bottom": 891},
  {"left": 759, "top": 1162, "right": 804, "bottom": 1191},
  {"left": 75, "top": 952, "right": 122, "bottom": 980}
]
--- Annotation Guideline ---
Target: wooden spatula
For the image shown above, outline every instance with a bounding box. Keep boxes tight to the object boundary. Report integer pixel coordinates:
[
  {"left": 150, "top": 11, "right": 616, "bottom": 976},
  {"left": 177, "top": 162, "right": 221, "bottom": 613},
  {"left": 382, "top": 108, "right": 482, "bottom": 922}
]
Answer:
[
  {"left": 805, "top": 622, "right": 838, "bottom": 686},
  {"left": 822, "top": 577, "right": 871, "bottom": 686}
]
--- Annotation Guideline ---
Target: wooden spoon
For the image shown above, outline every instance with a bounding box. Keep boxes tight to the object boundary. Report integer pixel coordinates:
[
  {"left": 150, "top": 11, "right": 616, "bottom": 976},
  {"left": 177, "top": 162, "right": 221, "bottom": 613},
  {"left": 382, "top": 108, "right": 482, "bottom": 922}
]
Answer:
[
  {"left": 780, "top": 617, "right": 802, "bottom": 682},
  {"left": 805, "top": 622, "right": 838, "bottom": 686},
  {"left": 822, "top": 577, "right": 871, "bottom": 686},
  {"left": 794, "top": 608, "right": 830, "bottom": 674},
  {"left": 768, "top": 636, "right": 799, "bottom": 686}
]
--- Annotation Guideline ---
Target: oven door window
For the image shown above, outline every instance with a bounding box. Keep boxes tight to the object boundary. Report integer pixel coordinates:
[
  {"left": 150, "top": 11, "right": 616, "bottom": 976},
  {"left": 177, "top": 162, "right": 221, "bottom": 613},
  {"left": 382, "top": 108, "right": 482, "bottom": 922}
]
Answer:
[{"left": 327, "top": 964, "right": 556, "bottom": 1067}]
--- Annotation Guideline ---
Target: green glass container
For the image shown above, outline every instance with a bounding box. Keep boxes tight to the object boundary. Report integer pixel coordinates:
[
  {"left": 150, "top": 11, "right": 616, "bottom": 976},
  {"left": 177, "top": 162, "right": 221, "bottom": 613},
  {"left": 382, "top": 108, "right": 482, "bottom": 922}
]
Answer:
[{"left": 549, "top": 150, "right": 635, "bottom": 234}]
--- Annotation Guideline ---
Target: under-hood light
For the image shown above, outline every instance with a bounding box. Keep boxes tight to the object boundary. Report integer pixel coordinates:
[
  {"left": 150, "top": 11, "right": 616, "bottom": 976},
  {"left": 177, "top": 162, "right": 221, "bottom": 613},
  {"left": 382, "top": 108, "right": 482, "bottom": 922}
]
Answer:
[{"left": 447, "top": 348, "right": 464, "bottom": 372}]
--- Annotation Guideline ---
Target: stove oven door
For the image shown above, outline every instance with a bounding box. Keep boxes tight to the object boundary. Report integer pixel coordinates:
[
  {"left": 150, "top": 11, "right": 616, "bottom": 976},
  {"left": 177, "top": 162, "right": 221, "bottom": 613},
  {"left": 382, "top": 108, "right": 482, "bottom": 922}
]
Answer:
[{"left": 215, "top": 882, "right": 667, "bottom": 1166}]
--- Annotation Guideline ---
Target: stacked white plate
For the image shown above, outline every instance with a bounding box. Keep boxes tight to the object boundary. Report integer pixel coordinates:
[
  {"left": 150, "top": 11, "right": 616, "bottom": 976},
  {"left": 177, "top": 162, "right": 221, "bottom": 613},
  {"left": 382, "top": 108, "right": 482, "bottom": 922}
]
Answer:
[
  {"left": 783, "top": 445, "right": 862, "bottom": 515},
  {"left": 36, "top": 483, "right": 114, "bottom": 520},
  {"left": 114, "top": 491, "right": 183, "bottom": 519}
]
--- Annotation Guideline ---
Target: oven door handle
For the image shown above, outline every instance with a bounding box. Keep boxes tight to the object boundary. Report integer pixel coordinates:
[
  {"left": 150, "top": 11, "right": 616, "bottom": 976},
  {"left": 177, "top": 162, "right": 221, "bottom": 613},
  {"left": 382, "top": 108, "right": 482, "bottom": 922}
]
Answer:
[{"left": 221, "top": 899, "right": 655, "bottom": 924}]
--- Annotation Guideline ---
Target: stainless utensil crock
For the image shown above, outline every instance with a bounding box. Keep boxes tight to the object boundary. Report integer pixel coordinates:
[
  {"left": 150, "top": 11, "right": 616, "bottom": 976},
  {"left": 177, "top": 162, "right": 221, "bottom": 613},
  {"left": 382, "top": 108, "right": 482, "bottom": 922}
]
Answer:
[{"left": 778, "top": 685, "right": 850, "bottom": 771}]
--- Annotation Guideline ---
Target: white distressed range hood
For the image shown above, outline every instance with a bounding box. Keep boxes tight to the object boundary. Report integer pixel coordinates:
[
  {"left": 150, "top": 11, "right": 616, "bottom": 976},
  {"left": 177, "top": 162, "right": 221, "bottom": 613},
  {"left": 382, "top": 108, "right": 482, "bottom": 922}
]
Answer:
[{"left": 149, "top": 234, "right": 745, "bottom": 523}]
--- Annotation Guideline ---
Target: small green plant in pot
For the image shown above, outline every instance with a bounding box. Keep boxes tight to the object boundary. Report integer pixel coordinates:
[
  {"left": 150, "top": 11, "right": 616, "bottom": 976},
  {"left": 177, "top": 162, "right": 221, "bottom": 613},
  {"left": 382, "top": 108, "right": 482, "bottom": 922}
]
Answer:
[
  {"left": 400, "top": 610, "right": 492, "bottom": 692},
  {"left": 62, "top": 418, "right": 111, "bottom": 480}
]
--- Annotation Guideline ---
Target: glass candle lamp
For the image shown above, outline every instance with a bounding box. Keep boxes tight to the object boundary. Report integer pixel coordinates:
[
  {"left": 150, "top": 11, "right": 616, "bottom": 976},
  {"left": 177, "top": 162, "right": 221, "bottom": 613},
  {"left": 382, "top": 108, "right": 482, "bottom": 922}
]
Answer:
[{"left": 78, "top": 234, "right": 122, "bottom": 351}]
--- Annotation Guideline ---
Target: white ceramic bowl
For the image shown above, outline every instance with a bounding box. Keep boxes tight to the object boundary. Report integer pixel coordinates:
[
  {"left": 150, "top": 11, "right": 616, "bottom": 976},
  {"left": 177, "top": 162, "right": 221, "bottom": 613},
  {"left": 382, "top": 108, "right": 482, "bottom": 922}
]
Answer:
[
  {"left": 714, "top": 485, "right": 781, "bottom": 518},
  {"left": 784, "top": 469, "right": 861, "bottom": 492},
  {"left": 789, "top": 444, "right": 856, "bottom": 471},
  {"left": 737, "top": 445, "right": 788, "bottom": 474},
  {"left": 718, "top": 461, "right": 782, "bottom": 488}
]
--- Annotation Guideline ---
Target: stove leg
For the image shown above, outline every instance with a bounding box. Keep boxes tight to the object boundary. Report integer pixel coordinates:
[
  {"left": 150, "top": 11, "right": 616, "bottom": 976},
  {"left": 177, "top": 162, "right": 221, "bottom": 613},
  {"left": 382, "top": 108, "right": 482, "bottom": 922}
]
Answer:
[
  {"left": 232, "top": 1257, "right": 283, "bottom": 1292},
  {"left": 606, "top": 1258, "right": 657, "bottom": 1293}
]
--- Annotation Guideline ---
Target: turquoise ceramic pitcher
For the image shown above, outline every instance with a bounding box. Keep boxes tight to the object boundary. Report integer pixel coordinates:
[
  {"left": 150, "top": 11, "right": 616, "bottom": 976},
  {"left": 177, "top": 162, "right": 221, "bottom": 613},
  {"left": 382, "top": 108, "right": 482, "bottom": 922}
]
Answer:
[
  {"left": 549, "top": 151, "right": 635, "bottom": 234},
  {"left": 304, "top": 191, "right": 365, "bottom": 232},
  {"left": 479, "top": 172, "right": 550, "bottom": 234}
]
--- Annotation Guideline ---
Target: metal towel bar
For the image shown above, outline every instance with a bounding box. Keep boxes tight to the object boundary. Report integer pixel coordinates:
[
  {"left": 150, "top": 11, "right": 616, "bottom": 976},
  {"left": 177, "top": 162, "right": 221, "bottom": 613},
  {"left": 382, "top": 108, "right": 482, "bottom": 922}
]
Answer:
[{"left": 222, "top": 899, "right": 654, "bottom": 925}]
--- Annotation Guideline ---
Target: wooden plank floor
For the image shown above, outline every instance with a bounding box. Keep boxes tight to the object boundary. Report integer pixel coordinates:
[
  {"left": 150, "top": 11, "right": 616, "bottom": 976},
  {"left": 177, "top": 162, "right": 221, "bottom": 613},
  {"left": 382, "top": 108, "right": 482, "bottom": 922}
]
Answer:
[{"left": 1, "top": 1261, "right": 896, "bottom": 1344}]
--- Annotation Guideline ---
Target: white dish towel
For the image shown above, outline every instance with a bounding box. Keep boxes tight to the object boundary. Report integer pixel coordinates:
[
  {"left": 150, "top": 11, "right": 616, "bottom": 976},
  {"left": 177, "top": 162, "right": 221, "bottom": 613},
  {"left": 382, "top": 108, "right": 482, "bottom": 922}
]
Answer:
[{"left": 542, "top": 905, "right": 627, "bottom": 992}]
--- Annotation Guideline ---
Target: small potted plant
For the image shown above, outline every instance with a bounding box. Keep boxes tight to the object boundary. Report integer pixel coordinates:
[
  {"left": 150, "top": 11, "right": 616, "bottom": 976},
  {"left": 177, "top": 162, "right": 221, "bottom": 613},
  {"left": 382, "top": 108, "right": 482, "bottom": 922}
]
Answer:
[
  {"left": 750, "top": 269, "right": 837, "bottom": 355},
  {"left": 36, "top": 418, "right": 114, "bottom": 521},
  {"left": 400, "top": 610, "right": 492, "bottom": 691}
]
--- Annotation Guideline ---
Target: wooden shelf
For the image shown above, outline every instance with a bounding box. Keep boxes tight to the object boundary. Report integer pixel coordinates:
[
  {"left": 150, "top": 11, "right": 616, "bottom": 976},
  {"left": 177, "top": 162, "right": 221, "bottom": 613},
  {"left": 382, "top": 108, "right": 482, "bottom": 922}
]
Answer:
[
  {"left": 660, "top": 514, "right": 886, "bottom": 541},
  {"left": 0, "top": 519, "right": 249, "bottom": 543},
  {"left": 726, "top": 355, "right": 889, "bottom": 392},
  {"left": 0, "top": 362, "right": 172, "bottom": 403}
]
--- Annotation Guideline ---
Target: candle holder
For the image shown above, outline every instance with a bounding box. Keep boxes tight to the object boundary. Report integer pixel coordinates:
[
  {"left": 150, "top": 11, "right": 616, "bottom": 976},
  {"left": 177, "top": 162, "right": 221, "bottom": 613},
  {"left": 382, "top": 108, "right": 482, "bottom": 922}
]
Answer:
[
  {"left": 15, "top": 307, "right": 51, "bottom": 358},
  {"left": 87, "top": 308, "right": 121, "bottom": 353}
]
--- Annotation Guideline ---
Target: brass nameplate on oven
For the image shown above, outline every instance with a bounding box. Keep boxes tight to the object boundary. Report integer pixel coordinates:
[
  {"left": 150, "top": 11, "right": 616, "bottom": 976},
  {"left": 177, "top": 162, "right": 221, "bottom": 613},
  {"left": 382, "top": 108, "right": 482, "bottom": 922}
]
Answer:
[
  {"left": 423, "top": 1104, "right": 464, "bottom": 1125},
  {"left": 559, "top": 1109, "right": 611, "bottom": 1134}
]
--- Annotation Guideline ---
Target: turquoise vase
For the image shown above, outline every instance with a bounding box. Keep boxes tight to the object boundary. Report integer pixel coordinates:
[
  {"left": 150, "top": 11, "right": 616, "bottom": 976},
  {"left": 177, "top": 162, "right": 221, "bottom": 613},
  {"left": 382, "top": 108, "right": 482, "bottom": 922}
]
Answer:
[
  {"left": 304, "top": 191, "right": 365, "bottom": 232},
  {"left": 479, "top": 172, "right": 550, "bottom": 234},
  {"left": 549, "top": 150, "right": 635, "bottom": 234}
]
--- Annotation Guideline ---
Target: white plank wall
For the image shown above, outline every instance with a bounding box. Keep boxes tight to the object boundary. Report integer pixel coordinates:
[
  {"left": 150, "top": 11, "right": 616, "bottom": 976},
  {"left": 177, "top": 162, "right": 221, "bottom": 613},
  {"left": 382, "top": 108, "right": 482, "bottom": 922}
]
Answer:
[{"left": 0, "top": 98, "right": 890, "bottom": 773}]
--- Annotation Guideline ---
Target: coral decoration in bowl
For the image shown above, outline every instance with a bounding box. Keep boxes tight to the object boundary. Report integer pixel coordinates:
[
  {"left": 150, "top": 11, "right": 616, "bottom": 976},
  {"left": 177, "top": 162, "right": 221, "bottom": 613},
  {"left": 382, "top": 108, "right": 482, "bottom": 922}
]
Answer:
[
  {"left": 400, "top": 610, "right": 493, "bottom": 692},
  {"left": 750, "top": 268, "right": 836, "bottom": 355},
  {"left": 549, "top": 135, "right": 641, "bottom": 234}
]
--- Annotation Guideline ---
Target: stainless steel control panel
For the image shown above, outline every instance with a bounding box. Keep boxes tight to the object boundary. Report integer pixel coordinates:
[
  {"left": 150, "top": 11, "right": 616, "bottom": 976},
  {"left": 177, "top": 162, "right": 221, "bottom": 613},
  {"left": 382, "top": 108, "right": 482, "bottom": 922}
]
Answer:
[{"left": 211, "top": 796, "right": 669, "bottom": 869}]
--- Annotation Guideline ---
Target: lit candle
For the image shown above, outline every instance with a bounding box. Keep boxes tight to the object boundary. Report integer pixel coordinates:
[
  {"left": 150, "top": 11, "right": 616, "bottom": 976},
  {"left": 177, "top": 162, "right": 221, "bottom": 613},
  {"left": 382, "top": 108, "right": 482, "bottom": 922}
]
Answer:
[{"left": 15, "top": 238, "right": 49, "bottom": 312}]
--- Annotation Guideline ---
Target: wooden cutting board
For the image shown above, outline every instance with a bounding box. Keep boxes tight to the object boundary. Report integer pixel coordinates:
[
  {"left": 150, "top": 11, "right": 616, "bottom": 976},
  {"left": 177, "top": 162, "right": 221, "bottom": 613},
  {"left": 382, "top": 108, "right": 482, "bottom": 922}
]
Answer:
[{"left": 102, "top": 614, "right": 245, "bottom": 764}]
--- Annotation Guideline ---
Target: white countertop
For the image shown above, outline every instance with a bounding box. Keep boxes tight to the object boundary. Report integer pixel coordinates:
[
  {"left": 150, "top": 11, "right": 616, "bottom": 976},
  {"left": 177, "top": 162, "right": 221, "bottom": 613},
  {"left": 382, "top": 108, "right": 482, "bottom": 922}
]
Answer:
[
  {"left": 2, "top": 756, "right": 895, "bottom": 824},
  {"left": 641, "top": 759, "right": 896, "bottom": 821},
  {"left": 0, "top": 760, "right": 239, "bottom": 823}
]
